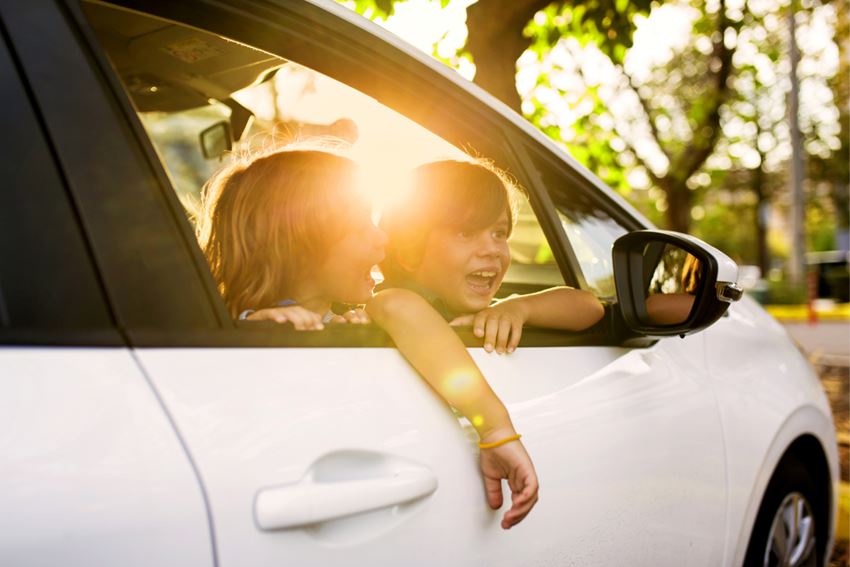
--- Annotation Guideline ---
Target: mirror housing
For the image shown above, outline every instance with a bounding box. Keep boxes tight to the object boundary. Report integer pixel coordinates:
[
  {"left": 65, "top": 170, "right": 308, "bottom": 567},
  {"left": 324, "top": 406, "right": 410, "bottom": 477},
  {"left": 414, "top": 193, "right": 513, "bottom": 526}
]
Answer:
[
  {"left": 612, "top": 230, "right": 742, "bottom": 337},
  {"left": 200, "top": 121, "right": 232, "bottom": 160}
]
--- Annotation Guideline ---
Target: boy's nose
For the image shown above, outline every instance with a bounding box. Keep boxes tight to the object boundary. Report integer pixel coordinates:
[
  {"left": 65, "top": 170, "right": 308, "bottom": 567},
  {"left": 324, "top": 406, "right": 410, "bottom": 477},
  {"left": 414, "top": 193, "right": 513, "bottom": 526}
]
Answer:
[{"left": 476, "top": 234, "right": 502, "bottom": 257}]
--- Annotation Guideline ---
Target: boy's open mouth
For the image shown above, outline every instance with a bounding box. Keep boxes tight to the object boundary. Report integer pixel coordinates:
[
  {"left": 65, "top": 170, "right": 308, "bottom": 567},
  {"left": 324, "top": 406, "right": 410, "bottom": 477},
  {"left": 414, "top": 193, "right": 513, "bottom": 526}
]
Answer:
[{"left": 466, "top": 270, "right": 498, "bottom": 294}]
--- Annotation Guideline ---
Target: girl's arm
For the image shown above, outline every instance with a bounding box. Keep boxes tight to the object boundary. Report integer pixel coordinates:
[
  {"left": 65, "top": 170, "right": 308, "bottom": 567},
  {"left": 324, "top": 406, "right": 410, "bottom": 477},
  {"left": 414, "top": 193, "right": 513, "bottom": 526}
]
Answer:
[
  {"left": 451, "top": 287, "right": 605, "bottom": 354},
  {"left": 367, "top": 288, "right": 539, "bottom": 529}
]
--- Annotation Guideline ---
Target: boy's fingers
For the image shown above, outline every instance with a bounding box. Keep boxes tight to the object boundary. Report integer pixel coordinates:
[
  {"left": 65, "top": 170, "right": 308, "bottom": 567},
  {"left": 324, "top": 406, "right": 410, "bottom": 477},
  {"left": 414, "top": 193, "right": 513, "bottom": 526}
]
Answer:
[
  {"left": 449, "top": 314, "right": 474, "bottom": 327},
  {"left": 484, "top": 476, "right": 503, "bottom": 510},
  {"left": 503, "top": 485, "right": 537, "bottom": 528},
  {"left": 473, "top": 311, "right": 489, "bottom": 337},
  {"left": 507, "top": 321, "right": 522, "bottom": 353},
  {"left": 483, "top": 316, "right": 500, "bottom": 352},
  {"left": 495, "top": 318, "right": 512, "bottom": 354}
]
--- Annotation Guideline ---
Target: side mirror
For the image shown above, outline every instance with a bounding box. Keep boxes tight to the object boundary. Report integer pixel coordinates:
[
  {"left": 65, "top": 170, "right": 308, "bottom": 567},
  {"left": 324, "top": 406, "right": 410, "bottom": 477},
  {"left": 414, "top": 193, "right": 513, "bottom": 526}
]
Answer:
[{"left": 612, "top": 230, "right": 742, "bottom": 337}]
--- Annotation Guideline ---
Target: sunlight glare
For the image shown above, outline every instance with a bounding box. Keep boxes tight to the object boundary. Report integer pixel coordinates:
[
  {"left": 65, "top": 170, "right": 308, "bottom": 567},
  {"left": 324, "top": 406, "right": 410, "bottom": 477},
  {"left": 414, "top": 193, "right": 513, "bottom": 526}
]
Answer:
[{"left": 442, "top": 370, "right": 478, "bottom": 402}]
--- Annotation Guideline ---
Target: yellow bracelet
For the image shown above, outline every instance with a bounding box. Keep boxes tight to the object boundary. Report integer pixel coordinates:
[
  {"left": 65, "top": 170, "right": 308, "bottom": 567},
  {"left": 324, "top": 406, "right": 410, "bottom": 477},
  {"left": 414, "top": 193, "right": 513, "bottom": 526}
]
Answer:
[{"left": 478, "top": 433, "right": 522, "bottom": 449}]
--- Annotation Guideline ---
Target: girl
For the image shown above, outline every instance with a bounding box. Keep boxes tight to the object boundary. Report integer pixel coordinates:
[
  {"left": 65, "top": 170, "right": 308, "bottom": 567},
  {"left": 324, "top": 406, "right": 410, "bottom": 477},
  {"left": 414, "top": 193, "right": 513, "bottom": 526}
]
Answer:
[
  {"left": 379, "top": 158, "right": 605, "bottom": 353},
  {"left": 198, "top": 147, "right": 538, "bottom": 529}
]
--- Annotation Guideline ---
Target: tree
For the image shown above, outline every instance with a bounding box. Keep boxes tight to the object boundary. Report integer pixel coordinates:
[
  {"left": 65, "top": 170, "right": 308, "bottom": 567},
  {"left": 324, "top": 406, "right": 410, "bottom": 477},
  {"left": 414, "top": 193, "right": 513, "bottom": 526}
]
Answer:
[
  {"left": 808, "top": 2, "right": 849, "bottom": 251},
  {"left": 346, "top": 0, "right": 653, "bottom": 112}
]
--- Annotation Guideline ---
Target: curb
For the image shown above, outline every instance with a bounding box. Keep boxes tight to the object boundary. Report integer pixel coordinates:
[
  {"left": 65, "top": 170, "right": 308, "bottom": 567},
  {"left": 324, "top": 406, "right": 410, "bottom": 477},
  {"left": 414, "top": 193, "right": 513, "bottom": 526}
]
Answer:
[
  {"left": 765, "top": 303, "right": 850, "bottom": 322},
  {"left": 839, "top": 482, "right": 850, "bottom": 543}
]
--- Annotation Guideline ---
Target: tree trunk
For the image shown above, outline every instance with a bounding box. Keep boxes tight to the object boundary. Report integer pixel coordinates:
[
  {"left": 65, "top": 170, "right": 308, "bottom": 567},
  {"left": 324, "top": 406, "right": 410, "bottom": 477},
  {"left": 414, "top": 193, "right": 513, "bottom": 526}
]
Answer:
[
  {"left": 752, "top": 162, "right": 770, "bottom": 275},
  {"left": 664, "top": 181, "right": 692, "bottom": 234},
  {"left": 465, "top": 0, "right": 551, "bottom": 112}
]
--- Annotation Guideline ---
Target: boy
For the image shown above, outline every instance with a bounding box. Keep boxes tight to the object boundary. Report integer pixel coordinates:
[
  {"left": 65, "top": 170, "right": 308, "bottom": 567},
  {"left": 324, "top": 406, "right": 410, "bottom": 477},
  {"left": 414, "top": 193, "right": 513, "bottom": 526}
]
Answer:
[{"left": 379, "top": 159, "right": 605, "bottom": 354}]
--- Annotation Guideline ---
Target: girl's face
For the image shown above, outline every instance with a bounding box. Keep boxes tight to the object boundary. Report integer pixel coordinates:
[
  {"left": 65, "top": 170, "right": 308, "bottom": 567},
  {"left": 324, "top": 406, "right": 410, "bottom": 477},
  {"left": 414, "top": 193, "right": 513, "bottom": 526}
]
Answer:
[
  {"left": 411, "top": 210, "right": 511, "bottom": 314},
  {"left": 314, "top": 203, "right": 386, "bottom": 305}
]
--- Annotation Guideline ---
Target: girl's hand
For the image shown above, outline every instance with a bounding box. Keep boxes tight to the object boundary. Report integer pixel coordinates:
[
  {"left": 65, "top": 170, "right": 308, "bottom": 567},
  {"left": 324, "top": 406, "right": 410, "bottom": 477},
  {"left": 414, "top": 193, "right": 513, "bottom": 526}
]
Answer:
[
  {"left": 478, "top": 428, "right": 539, "bottom": 529},
  {"left": 332, "top": 308, "right": 371, "bottom": 325},
  {"left": 450, "top": 301, "right": 527, "bottom": 354},
  {"left": 246, "top": 305, "right": 324, "bottom": 330}
]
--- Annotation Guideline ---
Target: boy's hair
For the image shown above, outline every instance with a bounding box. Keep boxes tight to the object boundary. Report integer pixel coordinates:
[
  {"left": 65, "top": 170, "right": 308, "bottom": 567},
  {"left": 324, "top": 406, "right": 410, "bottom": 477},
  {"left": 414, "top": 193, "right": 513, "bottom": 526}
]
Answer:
[
  {"left": 380, "top": 159, "right": 519, "bottom": 284},
  {"left": 198, "top": 148, "right": 359, "bottom": 317}
]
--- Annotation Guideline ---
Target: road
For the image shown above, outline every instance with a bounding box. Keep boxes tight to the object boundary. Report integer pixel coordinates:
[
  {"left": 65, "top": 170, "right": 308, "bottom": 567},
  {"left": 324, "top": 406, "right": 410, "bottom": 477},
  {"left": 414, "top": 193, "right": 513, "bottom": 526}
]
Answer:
[{"left": 782, "top": 320, "right": 850, "bottom": 365}]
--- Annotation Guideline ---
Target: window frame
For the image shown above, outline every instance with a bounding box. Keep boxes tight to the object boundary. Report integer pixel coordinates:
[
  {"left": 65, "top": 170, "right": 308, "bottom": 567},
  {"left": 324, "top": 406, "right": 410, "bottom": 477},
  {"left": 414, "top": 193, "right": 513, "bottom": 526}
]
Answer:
[
  {"left": 0, "top": 5, "right": 122, "bottom": 346},
  {"left": 63, "top": 0, "right": 641, "bottom": 348}
]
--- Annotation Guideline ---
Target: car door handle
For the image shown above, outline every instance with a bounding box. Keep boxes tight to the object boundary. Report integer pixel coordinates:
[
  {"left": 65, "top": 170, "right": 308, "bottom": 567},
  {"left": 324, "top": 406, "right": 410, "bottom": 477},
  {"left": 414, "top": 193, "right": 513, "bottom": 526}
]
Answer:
[{"left": 254, "top": 466, "right": 438, "bottom": 530}]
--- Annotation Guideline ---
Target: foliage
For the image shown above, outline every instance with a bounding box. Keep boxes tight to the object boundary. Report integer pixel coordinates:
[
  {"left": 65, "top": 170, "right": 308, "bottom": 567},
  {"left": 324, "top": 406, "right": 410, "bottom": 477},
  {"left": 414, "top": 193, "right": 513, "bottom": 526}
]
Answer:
[
  {"left": 346, "top": 0, "right": 448, "bottom": 20},
  {"left": 340, "top": 0, "right": 846, "bottom": 273},
  {"left": 522, "top": 0, "right": 654, "bottom": 66}
]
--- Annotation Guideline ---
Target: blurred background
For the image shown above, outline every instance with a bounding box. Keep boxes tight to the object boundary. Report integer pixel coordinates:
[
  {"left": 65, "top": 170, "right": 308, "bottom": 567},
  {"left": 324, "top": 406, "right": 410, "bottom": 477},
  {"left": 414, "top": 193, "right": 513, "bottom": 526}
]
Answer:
[
  {"left": 340, "top": 0, "right": 847, "bottom": 310},
  {"left": 338, "top": 0, "right": 850, "bottom": 560}
]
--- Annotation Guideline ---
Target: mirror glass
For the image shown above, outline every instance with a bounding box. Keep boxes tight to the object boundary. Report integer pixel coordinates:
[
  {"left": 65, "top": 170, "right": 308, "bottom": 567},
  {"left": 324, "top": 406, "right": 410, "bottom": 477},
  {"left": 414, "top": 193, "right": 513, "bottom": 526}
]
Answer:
[
  {"left": 641, "top": 243, "right": 704, "bottom": 325},
  {"left": 200, "top": 121, "right": 231, "bottom": 160}
]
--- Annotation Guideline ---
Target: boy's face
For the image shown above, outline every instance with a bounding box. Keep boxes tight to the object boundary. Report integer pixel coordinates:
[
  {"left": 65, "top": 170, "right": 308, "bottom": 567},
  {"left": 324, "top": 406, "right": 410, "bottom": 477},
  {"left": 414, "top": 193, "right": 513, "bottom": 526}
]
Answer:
[{"left": 411, "top": 210, "right": 511, "bottom": 314}]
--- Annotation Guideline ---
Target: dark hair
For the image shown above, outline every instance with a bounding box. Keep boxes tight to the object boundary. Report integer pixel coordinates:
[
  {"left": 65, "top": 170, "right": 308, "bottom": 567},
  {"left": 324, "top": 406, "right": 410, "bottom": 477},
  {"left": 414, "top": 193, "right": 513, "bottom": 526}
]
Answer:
[{"left": 380, "top": 159, "right": 519, "bottom": 283}]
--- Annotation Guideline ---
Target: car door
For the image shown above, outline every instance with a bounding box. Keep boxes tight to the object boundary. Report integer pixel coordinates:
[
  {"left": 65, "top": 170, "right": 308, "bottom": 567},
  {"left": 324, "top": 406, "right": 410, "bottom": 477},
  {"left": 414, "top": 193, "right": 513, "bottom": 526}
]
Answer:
[
  {"left": 0, "top": 7, "right": 214, "bottom": 566},
  {"left": 65, "top": 1, "right": 728, "bottom": 565}
]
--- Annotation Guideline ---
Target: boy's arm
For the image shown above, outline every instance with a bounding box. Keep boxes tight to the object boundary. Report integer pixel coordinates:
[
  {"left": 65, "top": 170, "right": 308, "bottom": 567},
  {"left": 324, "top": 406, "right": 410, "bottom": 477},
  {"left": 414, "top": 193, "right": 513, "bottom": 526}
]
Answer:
[
  {"left": 366, "top": 288, "right": 539, "bottom": 529},
  {"left": 497, "top": 286, "right": 604, "bottom": 330},
  {"left": 450, "top": 287, "right": 604, "bottom": 354}
]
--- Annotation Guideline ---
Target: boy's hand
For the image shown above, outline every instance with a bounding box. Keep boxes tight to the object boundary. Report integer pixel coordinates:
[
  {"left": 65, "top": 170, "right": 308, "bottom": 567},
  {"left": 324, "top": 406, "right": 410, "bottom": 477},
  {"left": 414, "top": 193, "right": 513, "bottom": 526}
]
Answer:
[
  {"left": 246, "top": 305, "right": 324, "bottom": 330},
  {"left": 450, "top": 300, "right": 527, "bottom": 354},
  {"left": 478, "top": 428, "right": 539, "bottom": 529}
]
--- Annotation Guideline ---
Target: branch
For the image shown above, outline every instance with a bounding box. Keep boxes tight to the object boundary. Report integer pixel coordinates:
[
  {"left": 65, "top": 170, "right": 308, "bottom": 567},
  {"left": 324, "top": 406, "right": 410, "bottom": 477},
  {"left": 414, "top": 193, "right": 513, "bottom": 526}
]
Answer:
[
  {"left": 573, "top": 50, "right": 665, "bottom": 189},
  {"left": 620, "top": 66, "right": 671, "bottom": 164},
  {"left": 618, "top": 133, "right": 666, "bottom": 189},
  {"left": 671, "top": 0, "right": 736, "bottom": 184}
]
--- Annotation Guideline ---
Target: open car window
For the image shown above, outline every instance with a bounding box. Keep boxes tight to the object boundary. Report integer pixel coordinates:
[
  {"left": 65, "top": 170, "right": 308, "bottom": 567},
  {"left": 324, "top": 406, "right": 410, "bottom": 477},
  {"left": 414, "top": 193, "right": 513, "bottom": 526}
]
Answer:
[{"left": 80, "top": 1, "right": 565, "bottom": 317}]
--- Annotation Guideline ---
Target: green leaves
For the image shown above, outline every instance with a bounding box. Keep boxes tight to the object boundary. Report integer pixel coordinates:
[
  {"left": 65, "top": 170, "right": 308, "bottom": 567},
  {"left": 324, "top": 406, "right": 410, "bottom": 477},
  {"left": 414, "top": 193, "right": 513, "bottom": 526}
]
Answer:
[{"left": 523, "top": 0, "right": 653, "bottom": 65}]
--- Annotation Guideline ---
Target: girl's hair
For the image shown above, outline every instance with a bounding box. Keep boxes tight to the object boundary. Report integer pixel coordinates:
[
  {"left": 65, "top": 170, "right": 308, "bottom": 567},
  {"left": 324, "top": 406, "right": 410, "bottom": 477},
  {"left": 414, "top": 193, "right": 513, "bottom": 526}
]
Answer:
[
  {"left": 197, "top": 149, "right": 359, "bottom": 317},
  {"left": 379, "top": 158, "right": 519, "bottom": 284}
]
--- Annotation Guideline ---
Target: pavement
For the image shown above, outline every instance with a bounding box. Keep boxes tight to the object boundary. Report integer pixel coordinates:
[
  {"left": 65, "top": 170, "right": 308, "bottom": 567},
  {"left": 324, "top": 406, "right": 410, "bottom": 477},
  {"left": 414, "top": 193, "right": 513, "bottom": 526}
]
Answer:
[
  {"left": 768, "top": 304, "right": 849, "bottom": 551},
  {"left": 782, "top": 321, "right": 850, "bottom": 365},
  {"left": 765, "top": 302, "right": 849, "bottom": 365}
]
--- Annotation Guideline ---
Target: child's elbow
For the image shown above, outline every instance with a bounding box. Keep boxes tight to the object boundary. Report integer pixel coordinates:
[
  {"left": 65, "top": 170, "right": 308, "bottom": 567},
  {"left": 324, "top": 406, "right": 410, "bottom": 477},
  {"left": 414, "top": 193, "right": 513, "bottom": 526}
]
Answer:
[
  {"left": 569, "top": 290, "right": 604, "bottom": 330},
  {"left": 587, "top": 294, "right": 605, "bottom": 326}
]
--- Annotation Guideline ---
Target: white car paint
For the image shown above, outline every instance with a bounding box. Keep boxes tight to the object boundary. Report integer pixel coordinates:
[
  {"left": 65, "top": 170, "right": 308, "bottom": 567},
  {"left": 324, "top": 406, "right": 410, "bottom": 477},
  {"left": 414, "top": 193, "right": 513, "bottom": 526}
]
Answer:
[
  {"left": 136, "top": 334, "right": 727, "bottom": 566},
  {"left": 704, "top": 297, "right": 839, "bottom": 566},
  {"left": 0, "top": 348, "right": 213, "bottom": 567}
]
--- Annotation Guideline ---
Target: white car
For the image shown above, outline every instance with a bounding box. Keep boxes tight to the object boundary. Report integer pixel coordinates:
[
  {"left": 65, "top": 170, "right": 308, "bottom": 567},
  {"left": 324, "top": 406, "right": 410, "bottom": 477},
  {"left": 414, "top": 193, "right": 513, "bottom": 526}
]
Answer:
[{"left": 0, "top": 1, "right": 838, "bottom": 566}]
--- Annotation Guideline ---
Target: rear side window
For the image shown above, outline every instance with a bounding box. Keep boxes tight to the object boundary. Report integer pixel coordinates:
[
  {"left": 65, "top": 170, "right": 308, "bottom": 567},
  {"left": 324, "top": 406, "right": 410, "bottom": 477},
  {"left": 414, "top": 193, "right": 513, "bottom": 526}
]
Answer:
[
  {"left": 526, "top": 149, "right": 630, "bottom": 299},
  {"left": 0, "top": 33, "right": 111, "bottom": 333}
]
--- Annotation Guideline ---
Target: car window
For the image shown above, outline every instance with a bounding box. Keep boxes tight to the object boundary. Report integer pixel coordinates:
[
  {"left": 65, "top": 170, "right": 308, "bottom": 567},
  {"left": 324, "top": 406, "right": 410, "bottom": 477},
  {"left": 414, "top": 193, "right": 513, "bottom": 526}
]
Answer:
[
  {"left": 524, "top": 148, "right": 630, "bottom": 299},
  {"left": 79, "top": 1, "right": 564, "bottom": 315},
  {"left": 0, "top": 32, "right": 112, "bottom": 337}
]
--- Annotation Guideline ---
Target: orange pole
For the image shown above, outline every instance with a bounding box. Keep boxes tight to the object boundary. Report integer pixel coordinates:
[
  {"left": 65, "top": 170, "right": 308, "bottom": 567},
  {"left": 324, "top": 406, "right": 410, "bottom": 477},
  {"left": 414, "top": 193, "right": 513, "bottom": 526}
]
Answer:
[{"left": 807, "top": 269, "right": 818, "bottom": 325}]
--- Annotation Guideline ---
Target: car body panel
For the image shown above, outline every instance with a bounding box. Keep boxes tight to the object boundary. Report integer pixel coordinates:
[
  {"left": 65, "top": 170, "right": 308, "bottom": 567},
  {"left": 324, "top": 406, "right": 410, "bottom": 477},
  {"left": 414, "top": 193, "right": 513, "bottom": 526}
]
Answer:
[
  {"left": 704, "top": 296, "right": 838, "bottom": 565},
  {"left": 0, "top": 348, "right": 213, "bottom": 567},
  {"left": 136, "top": 338, "right": 726, "bottom": 566}
]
